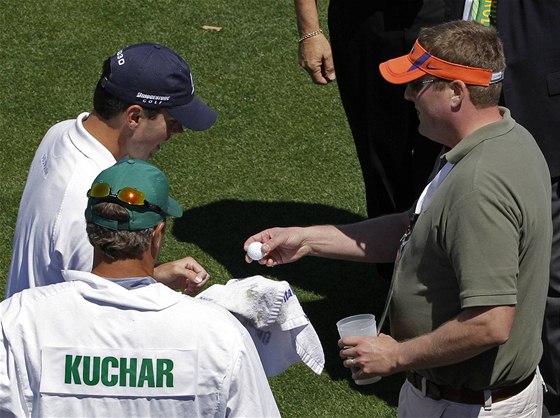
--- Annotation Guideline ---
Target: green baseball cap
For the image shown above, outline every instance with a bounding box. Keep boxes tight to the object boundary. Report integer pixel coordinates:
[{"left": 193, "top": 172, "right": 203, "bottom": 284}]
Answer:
[{"left": 85, "top": 159, "right": 183, "bottom": 230}]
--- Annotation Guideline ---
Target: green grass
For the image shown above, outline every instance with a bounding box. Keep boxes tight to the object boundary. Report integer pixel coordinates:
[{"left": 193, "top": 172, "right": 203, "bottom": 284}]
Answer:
[{"left": 0, "top": 1, "right": 400, "bottom": 416}]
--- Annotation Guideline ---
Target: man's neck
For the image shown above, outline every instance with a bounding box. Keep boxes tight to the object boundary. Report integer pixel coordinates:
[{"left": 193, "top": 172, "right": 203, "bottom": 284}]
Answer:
[
  {"left": 82, "top": 112, "right": 126, "bottom": 160},
  {"left": 449, "top": 105, "right": 503, "bottom": 148},
  {"left": 91, "top": 258, "right": 154, "bottom": 279}
]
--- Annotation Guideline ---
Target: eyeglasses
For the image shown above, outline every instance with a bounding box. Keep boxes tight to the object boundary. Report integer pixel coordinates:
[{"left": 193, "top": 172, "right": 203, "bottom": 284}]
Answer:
[
  {"left": 88, "top": 182, "right": 165, "bottom": 215},
  {"left": 407, "top": 78, "right": 439, "bottom": 94}
]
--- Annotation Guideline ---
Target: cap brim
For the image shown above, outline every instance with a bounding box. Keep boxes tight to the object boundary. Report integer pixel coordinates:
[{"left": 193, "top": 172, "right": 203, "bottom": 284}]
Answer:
[
  {"left": 379, "top": 55, "right": 427, "bottom": 84},
  {"left": 168, "top": 96, "right": 217, "bottom": 131},
  {"left": 166, "top": 196, "right": 183, "bottom": 218}
]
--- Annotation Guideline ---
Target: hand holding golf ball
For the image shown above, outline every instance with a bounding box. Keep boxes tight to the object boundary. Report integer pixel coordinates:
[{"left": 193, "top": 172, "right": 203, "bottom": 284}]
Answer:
[{"left": 247, "top": 241, "right": 265, "bottom": 261}]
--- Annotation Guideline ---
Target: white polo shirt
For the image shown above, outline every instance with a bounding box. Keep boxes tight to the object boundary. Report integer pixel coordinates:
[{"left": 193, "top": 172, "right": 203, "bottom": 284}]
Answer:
[
  {"left": 6, "top": 113, "right": 116, "bottom": 297},
  {"left": 0, "top": 271, "right": 280, "bottom": 417}
]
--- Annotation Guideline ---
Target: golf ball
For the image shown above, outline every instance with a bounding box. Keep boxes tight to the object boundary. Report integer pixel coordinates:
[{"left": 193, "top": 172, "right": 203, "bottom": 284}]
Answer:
[{"left": 247, "top": 241, "right": 265, "bottom": 261}]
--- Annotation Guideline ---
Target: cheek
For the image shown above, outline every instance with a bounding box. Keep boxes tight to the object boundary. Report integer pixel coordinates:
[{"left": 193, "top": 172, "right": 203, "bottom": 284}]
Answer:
[
  {"left": 140, "top": 123, "right": 167, "bottom": 143},
  {"left": 419, "top": 99, "right": 444, "bottom": 118}
]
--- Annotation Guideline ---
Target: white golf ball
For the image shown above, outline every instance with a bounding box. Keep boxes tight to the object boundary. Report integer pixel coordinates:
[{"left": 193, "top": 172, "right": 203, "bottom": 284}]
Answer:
[{"left": 247, "top": 241, "right": 265, "bottom": 261}]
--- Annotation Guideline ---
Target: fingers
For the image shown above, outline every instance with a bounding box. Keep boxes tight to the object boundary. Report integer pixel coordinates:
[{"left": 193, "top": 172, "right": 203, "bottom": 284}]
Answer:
[
  {"left": 339, "top": 341, "right": 355, "bottom": 365},
  {"left": 340, "top": 350, "right": 359, "bottom": 371},
  {"left": 308, "top": 56, "right": 336, "bottom": 85},
  {"left": 180, "top": 258, "right": 210, "bottom": 296},
  {"left": 307, "top": 60, "right": 336, "bottom": 85},
  {"left": 298, "top": 36, "right": 335, "bottom": 85},
  {"left": 153, "top": 257, "right": 210, "bottom": 296},
  {"left": 183, "top": 271, "right": 210, "bottom": 296},
  {"left": 322, "top": 57, "right": 336, "bottom": 82},
  {"left": 244, "top": 242, "right": 276, "bottom": 266},
  {"left": 243, "top": 230, "right": 278, "bottom": 265},
  {"left": 310, "top": 70, "right": 331, "bottom": 85},
  {"left": 243, "top": 232, "right": 270, "bottom": 252},
  {"left": 243, "top": 226, "right": 309, "bottom": 266},
  {"left": 185, "top": 258, "right": 208, "bottom": 281}
]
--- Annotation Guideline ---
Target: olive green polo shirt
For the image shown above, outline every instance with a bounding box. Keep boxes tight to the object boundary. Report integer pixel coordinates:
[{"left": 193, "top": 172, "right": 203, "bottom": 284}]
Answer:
[{"left": 392, "top": 107, "right": 551, "bottom": 390}]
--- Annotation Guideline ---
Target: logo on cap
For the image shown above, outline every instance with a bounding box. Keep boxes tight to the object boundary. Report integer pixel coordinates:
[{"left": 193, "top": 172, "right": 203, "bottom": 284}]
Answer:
[{"left": 136, "top": 92, "right": 171, "bottom": 105}]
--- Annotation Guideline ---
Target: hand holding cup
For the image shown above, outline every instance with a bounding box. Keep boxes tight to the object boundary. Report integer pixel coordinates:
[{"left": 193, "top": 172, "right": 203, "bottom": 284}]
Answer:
[{"left": 336, "top": 314, "right": 381, "bottom": 385}]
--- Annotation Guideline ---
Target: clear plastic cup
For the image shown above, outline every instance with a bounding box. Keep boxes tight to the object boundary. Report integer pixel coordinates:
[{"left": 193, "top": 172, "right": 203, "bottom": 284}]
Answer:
[{"left": 336, "top": 314, "right": 381, "bottom": 385}]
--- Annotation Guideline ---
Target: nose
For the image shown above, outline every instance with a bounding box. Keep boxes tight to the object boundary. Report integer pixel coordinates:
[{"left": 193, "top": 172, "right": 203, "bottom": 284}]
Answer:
[
  {"left": 169, "top": 122, "right": 183, "bottom": 135},
  {"left": 404, "top": 85, "right": 414, "bottom": 102}
]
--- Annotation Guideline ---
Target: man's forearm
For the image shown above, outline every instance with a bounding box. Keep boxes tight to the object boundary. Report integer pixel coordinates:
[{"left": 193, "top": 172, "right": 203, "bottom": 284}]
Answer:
[
  {"left": 305, "top": 211, "right": 409, "bottom": 263},
  {"left": 394, "top": 305, "right": 516, "bottom": 372},
  {"left": 294, "top": 0, "right": 321, "bottom": 35}
]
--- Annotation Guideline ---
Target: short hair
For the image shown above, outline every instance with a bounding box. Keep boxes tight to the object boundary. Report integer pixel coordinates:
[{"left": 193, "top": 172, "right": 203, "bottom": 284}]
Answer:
[
  {"left": 86, "top": 202, "right": 155, "bottom": 261},
  {"left": 92, "top": 58, "right": 161, "bottom": 121},
  {"left": 418, "top": 20, "right": 506, "bottom": 108}
]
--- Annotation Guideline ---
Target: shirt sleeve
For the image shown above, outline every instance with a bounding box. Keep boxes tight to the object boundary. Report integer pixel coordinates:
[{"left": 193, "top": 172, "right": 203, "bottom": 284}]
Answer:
[
  {"left": 444, "top": 188, "right": 519, "bottom": 308},
  {"left": 0, "top": 305, "right": 29, "bottom": 417}
]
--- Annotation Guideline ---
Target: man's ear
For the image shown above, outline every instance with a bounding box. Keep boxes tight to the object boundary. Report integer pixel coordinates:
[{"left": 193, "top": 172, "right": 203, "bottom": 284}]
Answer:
[
  {"left": 125, "top": 105, "right": 144, "bottom": 128},
  {"left": 151, "top": 221, "right": 167, "bottom": 257},
  {"left": 449, "top": 80, "right": 467, "bottom": 110}
]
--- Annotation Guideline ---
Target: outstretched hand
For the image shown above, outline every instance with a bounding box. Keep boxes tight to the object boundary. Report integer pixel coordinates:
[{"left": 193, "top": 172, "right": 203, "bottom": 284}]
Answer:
[{"left": 243, "top": 227, "right": 312, "bottom": 267}]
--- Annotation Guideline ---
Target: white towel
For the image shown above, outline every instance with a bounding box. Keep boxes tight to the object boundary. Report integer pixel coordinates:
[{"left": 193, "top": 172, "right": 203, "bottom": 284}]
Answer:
[{"left": 196, "top": 275, "right": 325, "bottom": 377}]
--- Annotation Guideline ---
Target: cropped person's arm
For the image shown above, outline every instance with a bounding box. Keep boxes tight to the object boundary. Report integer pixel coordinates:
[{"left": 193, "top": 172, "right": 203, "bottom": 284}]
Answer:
[{"left": 294, "top": 0, "right": 335, "bottom": 84}]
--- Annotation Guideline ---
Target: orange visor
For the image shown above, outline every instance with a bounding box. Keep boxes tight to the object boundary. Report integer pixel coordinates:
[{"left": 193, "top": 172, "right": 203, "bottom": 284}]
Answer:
[{"left": 379, "top": 40, "right": 504, "bottom": 86}]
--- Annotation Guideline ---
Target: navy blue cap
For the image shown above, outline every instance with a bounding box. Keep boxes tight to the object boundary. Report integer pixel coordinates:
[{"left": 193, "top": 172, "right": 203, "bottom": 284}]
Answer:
[{"left": 101, "top": 42, "right": 217, "bottom": 131}]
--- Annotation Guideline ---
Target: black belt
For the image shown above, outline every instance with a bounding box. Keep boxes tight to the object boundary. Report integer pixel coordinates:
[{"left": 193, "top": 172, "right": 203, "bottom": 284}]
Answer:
[{"left": 406, "top": 370, "right": 535, "bottom": 405}]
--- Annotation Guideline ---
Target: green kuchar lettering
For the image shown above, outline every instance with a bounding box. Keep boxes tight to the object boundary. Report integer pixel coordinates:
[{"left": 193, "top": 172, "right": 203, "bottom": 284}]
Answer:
[
  {"left": 64, "top": 355, "right": 82, "bottom": 384},
  {"left": 63, "top": 355, "right": 175, "bottom": 388},
  {"left": 101, "top": 356, "right": 119, "bottom": 386},
  {"left": 137, "top": 358, "right": 155, "bottom": 388},
  {"left": 83, "top": 356, "right": 101, "bottom": 386},
  {"left": 157, "top": 359, "right": 174, "bottom": 387},
  {"left": 120, "top": 357, "right": 137, "bottom": 387}
]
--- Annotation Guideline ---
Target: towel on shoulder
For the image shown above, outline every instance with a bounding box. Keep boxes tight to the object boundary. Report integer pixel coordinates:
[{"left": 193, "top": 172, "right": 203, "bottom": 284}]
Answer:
[{"left": 196, "top": 275, "right": 325, "bottom": 377}]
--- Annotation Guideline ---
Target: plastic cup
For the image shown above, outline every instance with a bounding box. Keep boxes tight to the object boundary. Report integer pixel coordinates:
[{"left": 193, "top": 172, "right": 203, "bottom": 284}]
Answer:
[{"left": 336, "top": 314, "right": 381, "bottom": 385}]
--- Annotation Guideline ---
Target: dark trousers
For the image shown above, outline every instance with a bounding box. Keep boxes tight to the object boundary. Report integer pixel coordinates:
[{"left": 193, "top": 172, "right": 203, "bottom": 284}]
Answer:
[
  {"left": 327, "top": 0, "right": 446, "bottom": 282},
  {"left": 327, "top": 0, "right": 444, "bottom": 219},
  {"left": 542, "top": 178, "right": 560, "bottom": 416}
]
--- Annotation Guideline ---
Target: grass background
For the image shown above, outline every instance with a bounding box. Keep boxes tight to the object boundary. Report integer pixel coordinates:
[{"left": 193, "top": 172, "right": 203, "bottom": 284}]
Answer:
[{"left": 0, "top": 1, "right": 402, "bottom": 416}]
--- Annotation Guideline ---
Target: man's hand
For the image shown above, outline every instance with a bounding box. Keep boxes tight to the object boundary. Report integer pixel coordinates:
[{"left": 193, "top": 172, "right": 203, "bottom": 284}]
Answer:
[
  {"left": 153, "top": 257, "right": 210, "bottom": 296},
  {"left": 339, "top": 333, "right": 400, "bottom": 381},
  {"left": 244, "top": 227, "right": 312, "bottom": 267},
  {"left": 298, "top": 34, "right": 336, "bottom": 85}
]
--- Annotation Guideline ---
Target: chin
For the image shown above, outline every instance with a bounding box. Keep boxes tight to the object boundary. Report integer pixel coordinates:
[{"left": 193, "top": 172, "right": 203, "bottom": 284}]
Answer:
[{"left": 131, "top": 150, "right": 156, "bottom": 160}]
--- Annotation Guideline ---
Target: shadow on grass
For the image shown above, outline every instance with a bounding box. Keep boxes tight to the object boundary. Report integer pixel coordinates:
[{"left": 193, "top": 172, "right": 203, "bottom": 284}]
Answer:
[{"left": 172, "top": 199, "right": 403, "bottom": 407}]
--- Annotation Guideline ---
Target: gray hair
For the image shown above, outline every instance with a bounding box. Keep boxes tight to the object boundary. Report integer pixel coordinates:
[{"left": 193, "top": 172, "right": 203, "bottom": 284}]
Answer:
[{"left": 86, "top": 202, "right": 154, "bottom": 261}]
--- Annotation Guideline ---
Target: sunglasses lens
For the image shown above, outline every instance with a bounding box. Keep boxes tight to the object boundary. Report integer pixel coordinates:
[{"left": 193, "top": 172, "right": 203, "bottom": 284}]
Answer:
[
  {"left": 89, "top": 183, "right": 111, "bottom": 198},
  {"left": 409, "top": 79, "right": 425, "bottom": 92},
  {"left": 117, "top": 187, "right": 145, "bottom": 205}
]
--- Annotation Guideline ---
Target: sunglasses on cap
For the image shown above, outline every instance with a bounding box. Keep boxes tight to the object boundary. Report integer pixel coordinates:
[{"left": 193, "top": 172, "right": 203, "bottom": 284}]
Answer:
[{"left": 87, "top": 182, "right": 164, "bottom": 215}]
